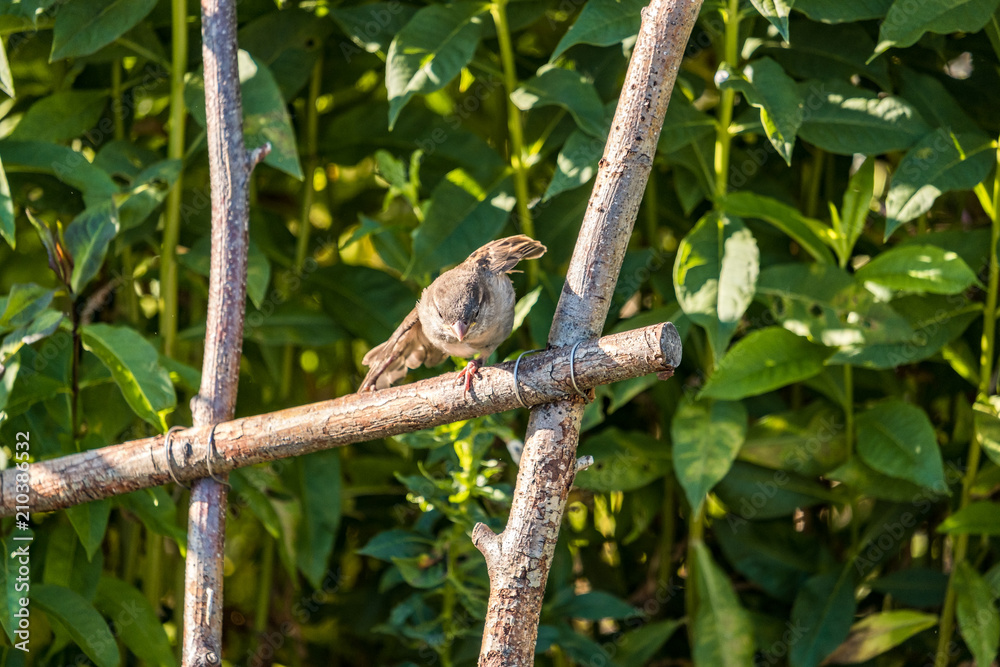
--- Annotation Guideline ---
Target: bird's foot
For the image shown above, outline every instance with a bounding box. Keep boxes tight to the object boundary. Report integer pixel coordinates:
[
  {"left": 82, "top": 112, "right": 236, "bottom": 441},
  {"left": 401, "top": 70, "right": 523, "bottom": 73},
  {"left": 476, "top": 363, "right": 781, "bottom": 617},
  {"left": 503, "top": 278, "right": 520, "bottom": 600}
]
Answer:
[{"left": 456, "top": 359, "right": 481, "bottom": 393}]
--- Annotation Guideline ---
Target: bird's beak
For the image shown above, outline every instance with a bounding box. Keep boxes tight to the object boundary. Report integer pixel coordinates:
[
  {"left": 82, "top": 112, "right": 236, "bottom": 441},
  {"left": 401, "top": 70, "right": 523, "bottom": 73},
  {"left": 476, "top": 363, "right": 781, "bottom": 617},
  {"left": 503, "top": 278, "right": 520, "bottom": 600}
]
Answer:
[{"left": 452, "top": 320, "right": 468, "bottom": 342}]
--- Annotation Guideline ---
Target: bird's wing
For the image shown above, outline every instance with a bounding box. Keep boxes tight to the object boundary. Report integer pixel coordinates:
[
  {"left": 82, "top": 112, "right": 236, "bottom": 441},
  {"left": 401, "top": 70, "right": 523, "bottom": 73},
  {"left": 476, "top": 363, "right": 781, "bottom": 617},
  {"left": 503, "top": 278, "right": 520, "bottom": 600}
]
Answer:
[
  {"left": 360, "top": 308, "right": 448, "bottom": 390},
  {"left": 469, "top": 234, "right": 546, "bottom": 273}
]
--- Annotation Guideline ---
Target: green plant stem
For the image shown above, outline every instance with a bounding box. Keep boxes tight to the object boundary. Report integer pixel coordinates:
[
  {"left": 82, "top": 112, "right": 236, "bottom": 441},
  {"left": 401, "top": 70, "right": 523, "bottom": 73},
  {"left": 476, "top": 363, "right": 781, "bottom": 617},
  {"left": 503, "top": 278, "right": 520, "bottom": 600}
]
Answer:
[
  {"left": 644, "top": 168, "right": 659, "bottom": 243},
  {"left": 112, "top": 59, "right": 142, "bottom": 324},
  {"left": 280, "top": 56, "right": 323, "bottom": 401},
  {"left": 490, "top": 0, "right": 536, "bottom": 279},
  {"left": 111, "top": 60, "right": 125, "bottom": 140},
  {"left": 803, "top": 147, "right": 825, "bottom": 219},
  {"left": 684, "top": 506, "right": 706, "bottom": 647},
  {"left": 657, "top": 475, "right": 676, "bottom": 589},
  {"left": 713, "top": 0, "right": 740, "bottom": 200},
  {"left": 254, "top": 536, "right": 275, "bottom": 634},
  {"left": 145, "top": 532, "right": 164, "bottom": 611},
  {"left": 159, "top": 0, "right": 187, "bottom": 358},
  {"left": 70, "top": 303, "right": 80, "bottom": 445},
  {"left": 934, "top": 140, "right": 1000, "bottom": 667},
  {"left": 843, "top": 365, "right": 854, "bottom": 460}
]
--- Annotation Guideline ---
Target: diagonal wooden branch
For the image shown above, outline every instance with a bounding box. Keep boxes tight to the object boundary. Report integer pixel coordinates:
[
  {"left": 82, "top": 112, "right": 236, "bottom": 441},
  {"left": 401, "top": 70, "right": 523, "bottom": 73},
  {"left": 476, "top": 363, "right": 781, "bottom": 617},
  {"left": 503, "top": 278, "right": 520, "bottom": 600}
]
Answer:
[
  {"left": 474, "top": 1, "right": 701, "bottom": 663},
  {"left": 183, "top": 1, "right": 269, "bottom": 665},
  {"left": 0, "top": 322, "right": 679, "bottom": 516}
]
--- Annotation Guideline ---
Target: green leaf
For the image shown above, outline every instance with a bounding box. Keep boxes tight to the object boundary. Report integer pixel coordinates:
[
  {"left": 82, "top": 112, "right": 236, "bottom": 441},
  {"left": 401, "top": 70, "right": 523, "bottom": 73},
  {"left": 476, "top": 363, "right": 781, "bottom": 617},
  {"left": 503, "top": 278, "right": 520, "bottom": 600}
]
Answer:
[
  {"left": 64, "top": 201, "right": 119, "bottom": 295},
  {"left": 512, "top": 285, "right": 542, "bottom": 332},
  {"left": 720, "top": 191, "right": 833, "bottom": 263},
  {"left": 897, "top": 68, "right": 984, "bottom": 134},
  {"left": 51, "top": 0, "right": 158, "bottom": 60},
  {"left": 855, "top": 244, "right": 980, "bottom": 295},
  {"left": 358, "top": 529, "right": 433, "bottom": 561},
  {"left": 65, "top": 500, "right": 110, "bottom": 562},
  {"left": 826, "top": 458, "right": 928, "bottom": 502},
  {"left": 835, "top": 156, "right": 875, "bottom": 264},
  {"left": 701, "top": 327, "right": 830, "bottom": 400},
  {"left": 790, "top": 571, "right": 856, "bottom": 667},
  {"left": 885, "top": 131, "right": 995, "bottom": 237},
  {"left": 758, "top": 263, "right": 913, "bottom": 348},
  {"left": 511, "top": 66, "right": 607, "bottom": 139},
  {"left": 954, "top": 561, "right": 1000, "bottom": 667},
  {"left": 691, "top": 542, "right": 755, "bottom": 666},
  {"left": 759, "top": 21, "right": 890, "bottom": 89},
  {"left": 293, "top": 451, "right": 341, "bottom": 588},
  {"left": 392, "top": 555, "right": 447, "bottom": 589},
  {"left": 406, "top": 169, "right": 515, "bottom": 278},
  {"left": 118, "top": 159, "right": 182, "bottom": 230},
  {"left": 715, "top": 517, "right": 818, "bottom": 600},
  {"left": 827, "top": 293, "right": 979, "bottom": 368},
  {"left": 385, "top": 2, "right": 487, "bottom": 128},
  {"left": 548, "top": 591, "right": 638, "bottom": 621},
  {"left": 9, "top": 91, "right": 107, "bottom": 143},
  {"left": 871, "top": 568, "right": 948, "bottom": 607},
  {"left": 243, "top": 305, "right": 347, "bottom": 347},
  {"left": 238, "top": 8, "right": 333, "bottom": 100},
  {"left": 794, "top": 0, "right": 892, "bottom": 22},
  {"left": 0, "top": 283, "right": 56, "bottom": 329},
  {"left": 0, "top": 155, "right": 15, "bottom": 249},
  {"left": 0, "top": 38, "right": 13, "bottom": 98},
  {"left": 716, "top": 461, "right": 841, "bottom": 519},
  {"left": 674, "top": 212, "right": 759, "bottom": 357},
  {"left": 115, "top": 488, "right": 186, "bottom": 546},
  {"left": 0, "top": 140, "right": 118, "bottom": 205},
  {"left": 750, "top": 0, "right": 794, "bottom": 40},
  {"left": 856, "top": 400, "right": 946, "bottom": 491},
  {"left": 31, "top": 584, "right": 119, "bottom": 667},
  {"left": 826, "top": 610, "right": 939, "bottom": 663},
  {"left": 2, "top": 310, "right": 65, "bottom": 361},
  {"left": 550, "top": 0, "right": 645, "bottom": 60},
  {"left": 740, "top": 401, "right": 848, "bottom": 476},
  {"left": 94, "top": 576, "right": 176, "bottom": 667},
  {"left": 543, "top": 127, "right": 604, "bottom": 200},
  {"left": 614, "top": 619, "right": 684, "bottom": 667},
  {"left": 738, "top": 58, "right": 802, "bottom": 163},
  {"left": 185, "top": 52, "right": 303, "bottom": 179},
  {"left": 312, "top": 265, "right": 415, "bottom": 342},
  {"left": 876, "top": 0, "right": 1000, "bottom": 55},
  {"left": 81, "top": 323, "right": 176, "bottom": 430},
  {"left": 975, "top": 406, "right": 1000, "bottom": 467},
  {"left": 797, "top": 79, "right": 930, "bottom": 155},
  {"left": 330, "top": 3, "right": 418, "bottom": 56},
  {"left": 671, "top": 396, "right": 747, "bottom": 513},
  {"left": 575, "top": 428, "right": 671, "bottom": 492},
  {"left": 657, "top": 94, "right": 716, "bottom": 154},
  {"left": 938, "top": 502, "right": 1000, "bottom": 535}
]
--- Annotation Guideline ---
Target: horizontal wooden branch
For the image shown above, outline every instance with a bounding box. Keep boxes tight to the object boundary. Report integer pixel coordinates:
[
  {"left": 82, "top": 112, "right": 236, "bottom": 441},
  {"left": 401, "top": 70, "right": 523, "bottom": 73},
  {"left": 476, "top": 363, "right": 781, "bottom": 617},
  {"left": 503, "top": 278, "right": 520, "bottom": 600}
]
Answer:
[{"left": 1, "top": 322, "right": 681, "bottom": 516}]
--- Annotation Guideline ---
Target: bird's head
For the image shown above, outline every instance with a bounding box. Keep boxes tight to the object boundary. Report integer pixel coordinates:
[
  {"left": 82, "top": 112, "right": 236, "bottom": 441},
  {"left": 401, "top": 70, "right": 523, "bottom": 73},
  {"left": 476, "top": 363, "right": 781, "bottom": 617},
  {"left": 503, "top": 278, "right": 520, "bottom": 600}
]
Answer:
[{"left": 431, "top": 271, "right": 486, "bottom": 343}]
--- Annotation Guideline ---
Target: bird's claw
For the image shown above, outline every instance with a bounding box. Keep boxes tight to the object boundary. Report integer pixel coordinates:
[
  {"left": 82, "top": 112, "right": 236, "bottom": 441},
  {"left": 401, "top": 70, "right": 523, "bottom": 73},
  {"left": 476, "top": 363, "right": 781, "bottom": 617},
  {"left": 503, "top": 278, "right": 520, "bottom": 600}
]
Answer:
[{"left": 456, "top": 359, "right": 481, "bottom": 393}]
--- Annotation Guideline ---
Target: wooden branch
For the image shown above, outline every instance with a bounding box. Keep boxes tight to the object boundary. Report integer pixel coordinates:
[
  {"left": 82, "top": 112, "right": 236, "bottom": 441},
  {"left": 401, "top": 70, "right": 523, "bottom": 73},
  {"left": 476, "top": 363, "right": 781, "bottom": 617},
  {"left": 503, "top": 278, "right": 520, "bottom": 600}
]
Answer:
[
  {"left": 183, "top": 0, "right": 262, "bottom": 664},
  {"left": 474, "top": 1, "right": 700, "bottom": 663},
  {"left": 0, "top": 322, "right": 680, "bottom": 516}
]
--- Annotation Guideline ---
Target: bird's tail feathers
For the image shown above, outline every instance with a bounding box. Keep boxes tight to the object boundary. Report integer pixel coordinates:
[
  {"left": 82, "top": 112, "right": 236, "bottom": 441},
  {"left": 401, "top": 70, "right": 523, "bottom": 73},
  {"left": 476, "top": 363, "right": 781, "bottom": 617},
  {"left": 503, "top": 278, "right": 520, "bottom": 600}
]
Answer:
[{"left": 471, "top": 234, "right": 546, "bottom": 273}]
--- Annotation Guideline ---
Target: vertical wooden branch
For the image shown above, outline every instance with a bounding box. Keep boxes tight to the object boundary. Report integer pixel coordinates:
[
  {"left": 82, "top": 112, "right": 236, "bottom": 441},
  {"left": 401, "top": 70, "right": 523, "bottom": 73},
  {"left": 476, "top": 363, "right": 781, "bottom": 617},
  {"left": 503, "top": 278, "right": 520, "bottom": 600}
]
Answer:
[
  {"left": 183, "top": 1, "right": 270, "bottom": 665},
  {"left": 473, "top": 1, "right": 700, "bottom": 663}
]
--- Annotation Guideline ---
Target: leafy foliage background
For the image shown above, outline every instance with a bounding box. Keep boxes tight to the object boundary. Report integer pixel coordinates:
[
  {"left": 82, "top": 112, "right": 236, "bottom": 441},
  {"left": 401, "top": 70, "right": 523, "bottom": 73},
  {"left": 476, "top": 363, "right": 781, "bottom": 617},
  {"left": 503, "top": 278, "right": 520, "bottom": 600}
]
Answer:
[{"left": 1, "top": 0, "right": 1000, "bottom": 665}]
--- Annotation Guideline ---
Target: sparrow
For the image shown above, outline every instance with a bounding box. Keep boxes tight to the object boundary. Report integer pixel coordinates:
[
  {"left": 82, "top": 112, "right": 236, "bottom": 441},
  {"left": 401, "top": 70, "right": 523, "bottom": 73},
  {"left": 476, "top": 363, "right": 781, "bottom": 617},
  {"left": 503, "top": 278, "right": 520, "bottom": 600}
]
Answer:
[{"left": 360, "top": 235, "right": 546, "bottom": 392}]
